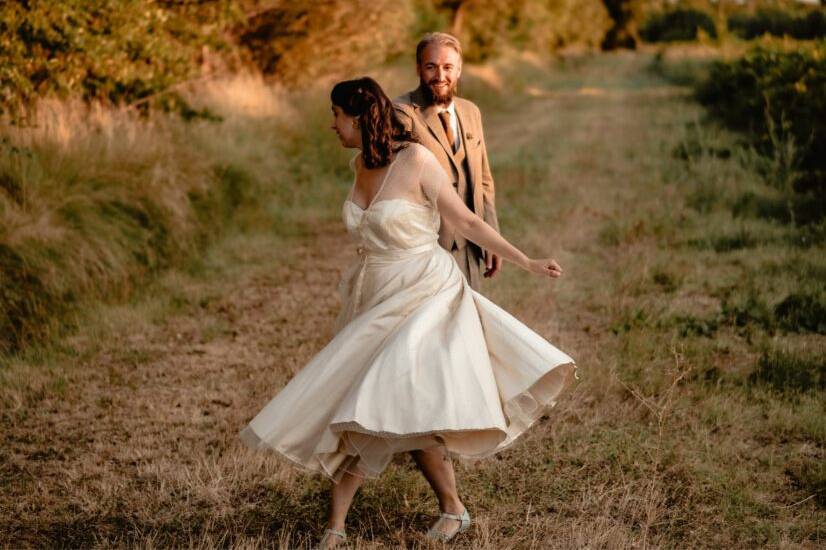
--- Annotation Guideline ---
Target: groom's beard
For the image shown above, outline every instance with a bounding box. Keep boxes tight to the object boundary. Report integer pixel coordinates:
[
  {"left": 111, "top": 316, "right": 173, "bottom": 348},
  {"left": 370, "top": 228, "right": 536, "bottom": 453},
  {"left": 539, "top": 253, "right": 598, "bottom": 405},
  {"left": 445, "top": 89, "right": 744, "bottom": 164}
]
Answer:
[{"left": 420, "top": 78, "right": 457, "bottom": 106}]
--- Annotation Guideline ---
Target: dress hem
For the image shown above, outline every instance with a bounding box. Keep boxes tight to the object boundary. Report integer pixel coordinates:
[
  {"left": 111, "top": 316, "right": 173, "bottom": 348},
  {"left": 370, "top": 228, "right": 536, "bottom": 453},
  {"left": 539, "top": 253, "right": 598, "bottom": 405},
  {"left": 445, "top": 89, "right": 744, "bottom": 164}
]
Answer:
[{"left": 239, "top": 360, "right": 577, "bottom": 483}]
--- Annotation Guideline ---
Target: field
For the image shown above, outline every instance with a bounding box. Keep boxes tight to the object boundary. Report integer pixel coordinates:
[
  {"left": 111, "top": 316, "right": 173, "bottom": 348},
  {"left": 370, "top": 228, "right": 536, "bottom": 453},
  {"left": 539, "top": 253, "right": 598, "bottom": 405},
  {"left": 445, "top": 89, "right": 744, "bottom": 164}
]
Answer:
[{"left": 1, "top": 51, "right": 824, "bottom": 548}]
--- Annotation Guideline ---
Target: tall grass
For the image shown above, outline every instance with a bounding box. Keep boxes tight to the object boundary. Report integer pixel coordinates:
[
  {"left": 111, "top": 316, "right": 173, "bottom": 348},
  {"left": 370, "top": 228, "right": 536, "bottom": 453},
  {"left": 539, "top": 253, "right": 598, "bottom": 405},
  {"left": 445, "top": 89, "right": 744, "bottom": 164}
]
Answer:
[{"left": 0, "top": 75, "right": 351, "bottom": 354}]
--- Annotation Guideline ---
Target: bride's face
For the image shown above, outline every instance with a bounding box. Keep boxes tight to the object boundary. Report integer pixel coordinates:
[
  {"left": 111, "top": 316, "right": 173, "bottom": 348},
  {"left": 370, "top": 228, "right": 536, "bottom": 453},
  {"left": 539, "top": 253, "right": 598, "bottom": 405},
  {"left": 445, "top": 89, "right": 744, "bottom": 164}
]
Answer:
[{"left": 331, "top": 105, "right": 360, "bottom": 149}]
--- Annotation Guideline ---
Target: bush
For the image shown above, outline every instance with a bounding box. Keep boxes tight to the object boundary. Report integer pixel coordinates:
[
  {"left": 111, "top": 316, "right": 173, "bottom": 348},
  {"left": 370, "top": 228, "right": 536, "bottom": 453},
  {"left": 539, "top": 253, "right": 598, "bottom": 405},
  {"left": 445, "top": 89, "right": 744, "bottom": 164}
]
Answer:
[
  {"left": 640, "top": 8, "right": 717, "bottom": 43},
  {"left": 696, "top": 42, "right": 826, "bottom": 193},
  {"left": 0, "top": 0, "right": 621, "bottom": 111},
  {"left": 450, "top": 0, "right": 612, "bottom": 61},
  {"left": 235, "top": 0, "right": 415, "bottom": 86},
  {"left": 0, "top": 1, "right": 241, "bottom": 114},
  {"left": 749, "top": 347, "right": 825, "bottom": 393},
  {"left": 0, "top": 1, "right": 417, "bottom": 111},
  {"left": 774, "top": 292, "right": 826, "bottom": 333},
  {"left": 729, "top": 9, "right": 826, "bottom": 40},
  {"left": 732, "top": 191, "right": 826, "bottom": 226}
]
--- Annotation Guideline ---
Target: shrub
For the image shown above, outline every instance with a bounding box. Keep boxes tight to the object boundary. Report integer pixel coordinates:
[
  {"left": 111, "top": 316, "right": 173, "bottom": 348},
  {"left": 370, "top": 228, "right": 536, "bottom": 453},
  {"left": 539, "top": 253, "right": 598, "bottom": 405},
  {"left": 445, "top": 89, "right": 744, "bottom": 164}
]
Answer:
[
  {"left": 785, "top": 458, "right": 826, "bottom": 507},
  {"left": 448, "top": 0, "right": 612, "bottom": 61},
  {"left": 728, "top": 8, "right": 826, "bottom": 40},
  {"left": 732, "top": 191, "right": 826, "bottom": 226},
  {"left": 0, "top": 0, "right": 620, "bottom": 111},
  {"left": 774, "top": 291, "right": 826, "bottom": 334},
  {"left": 0, "top": 1, "right": 417, "bottom": 111},
  {"left": 0, "top": 1, "right": 241, "bottom": 114},
  {"left": 640, "top": 9, "right": 717, "bottom": 43},
  {"left": 749, "top": 347, "right": 825, "bottom": 393},
  {"left": 696, "top": 42, "right": 826, "bottom": 194},
  {"left": 720, "top": 285, "right": 775, "bottom": 331},
  {"left": 235, "top": 0, "right": 415, "bottom": 86}
]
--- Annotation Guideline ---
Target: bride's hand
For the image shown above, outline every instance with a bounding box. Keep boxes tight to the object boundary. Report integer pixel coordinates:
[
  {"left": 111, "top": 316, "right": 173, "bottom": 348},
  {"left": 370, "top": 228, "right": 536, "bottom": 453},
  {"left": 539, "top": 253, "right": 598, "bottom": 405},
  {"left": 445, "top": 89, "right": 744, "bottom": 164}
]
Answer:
[{"left": 526, "top": 258, "right": 563, "bottom": 278}]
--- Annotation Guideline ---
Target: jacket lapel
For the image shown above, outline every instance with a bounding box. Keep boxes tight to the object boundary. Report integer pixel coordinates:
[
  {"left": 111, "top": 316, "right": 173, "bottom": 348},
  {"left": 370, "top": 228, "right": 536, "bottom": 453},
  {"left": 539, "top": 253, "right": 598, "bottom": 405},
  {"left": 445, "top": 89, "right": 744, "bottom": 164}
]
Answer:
[
  {"left": 424, "top": 106, "right": 456, "bottom": 157},
  {"left": 409, "top": 88, "right": 459, "bottom": 172},
  {"left": 453, "top": 100, "right": 471, "bottom": 146},
  {"left": 454, "top": 99, "right": 479, "bottom": 177}
]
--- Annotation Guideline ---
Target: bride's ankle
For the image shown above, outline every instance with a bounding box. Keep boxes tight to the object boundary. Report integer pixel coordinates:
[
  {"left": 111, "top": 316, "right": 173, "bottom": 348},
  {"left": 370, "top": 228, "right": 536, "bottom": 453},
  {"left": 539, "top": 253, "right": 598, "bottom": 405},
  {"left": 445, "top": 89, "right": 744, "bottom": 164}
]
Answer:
[
  {"left": 439, "top": 497, "right": 465, "bottom": 515},
  {"left": 326, "top": 520, "right": 346, "bottom": 531}
]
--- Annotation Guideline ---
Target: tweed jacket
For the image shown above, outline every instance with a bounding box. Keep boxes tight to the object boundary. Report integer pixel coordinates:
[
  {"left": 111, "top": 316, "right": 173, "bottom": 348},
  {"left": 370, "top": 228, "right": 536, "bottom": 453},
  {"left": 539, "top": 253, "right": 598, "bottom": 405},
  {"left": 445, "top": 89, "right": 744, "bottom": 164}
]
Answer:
[{"left": 394, "top": 87, "right": 500, "bottom": 252}]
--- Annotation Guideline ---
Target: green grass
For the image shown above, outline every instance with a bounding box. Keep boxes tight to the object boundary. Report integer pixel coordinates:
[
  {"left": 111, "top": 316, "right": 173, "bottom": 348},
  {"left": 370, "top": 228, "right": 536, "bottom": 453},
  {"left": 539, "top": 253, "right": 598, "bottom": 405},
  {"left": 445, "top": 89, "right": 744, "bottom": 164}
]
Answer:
[
  {"left": 750, "top": 347, "right": 825, "bottom": 393},
  {"left": 0, "top": 79, "right": 355, "bottom": 355}
]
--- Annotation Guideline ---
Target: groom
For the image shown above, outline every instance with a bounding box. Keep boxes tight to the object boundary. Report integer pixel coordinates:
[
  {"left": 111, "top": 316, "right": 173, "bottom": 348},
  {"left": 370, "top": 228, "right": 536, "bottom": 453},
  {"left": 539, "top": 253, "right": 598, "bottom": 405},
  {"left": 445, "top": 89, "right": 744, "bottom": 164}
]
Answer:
[{"left": 394, "top": 32, "right": 501, "bottom": 290}]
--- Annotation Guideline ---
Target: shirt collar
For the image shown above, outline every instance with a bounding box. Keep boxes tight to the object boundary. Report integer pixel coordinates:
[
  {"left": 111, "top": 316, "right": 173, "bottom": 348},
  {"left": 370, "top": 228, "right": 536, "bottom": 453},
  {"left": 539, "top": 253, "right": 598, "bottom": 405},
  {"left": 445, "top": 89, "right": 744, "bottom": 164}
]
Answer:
[{"left": 440, "top": 101, "right": 456, "bottom": 117}]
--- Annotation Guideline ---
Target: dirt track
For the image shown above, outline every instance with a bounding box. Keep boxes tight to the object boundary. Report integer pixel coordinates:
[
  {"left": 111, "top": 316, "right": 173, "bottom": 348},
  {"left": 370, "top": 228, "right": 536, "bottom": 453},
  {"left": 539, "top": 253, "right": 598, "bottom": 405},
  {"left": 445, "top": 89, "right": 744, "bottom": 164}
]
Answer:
[{"left": 1, "top": 53, "right": 685, "bottom": 548}]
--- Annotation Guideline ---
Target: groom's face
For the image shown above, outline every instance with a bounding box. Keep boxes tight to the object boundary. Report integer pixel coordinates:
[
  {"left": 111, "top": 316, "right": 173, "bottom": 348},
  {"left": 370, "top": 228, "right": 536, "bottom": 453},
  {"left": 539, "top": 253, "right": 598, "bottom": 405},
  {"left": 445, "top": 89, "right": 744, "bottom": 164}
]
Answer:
[{"left": 417, "top": 44, "right": 462, "bottom": 106}]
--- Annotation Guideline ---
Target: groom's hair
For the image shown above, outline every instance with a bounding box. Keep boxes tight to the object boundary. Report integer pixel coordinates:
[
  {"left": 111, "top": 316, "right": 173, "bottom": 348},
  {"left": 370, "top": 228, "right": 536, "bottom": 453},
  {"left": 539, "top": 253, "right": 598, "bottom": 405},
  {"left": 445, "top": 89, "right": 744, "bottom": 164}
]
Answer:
[
  {"left": 415, "top": 32, "right": 462, "bottom": 66},
  {"left": 331, "top": 77, "right": 418, "bottom": 169}
]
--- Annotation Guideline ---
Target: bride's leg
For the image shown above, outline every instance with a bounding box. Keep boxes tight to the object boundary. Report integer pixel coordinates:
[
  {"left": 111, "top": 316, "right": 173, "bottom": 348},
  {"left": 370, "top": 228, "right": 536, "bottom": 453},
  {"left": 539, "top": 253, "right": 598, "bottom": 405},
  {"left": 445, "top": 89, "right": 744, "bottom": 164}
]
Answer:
[
  {"left": 327, "top": 470, "right": 364, "bottom": 534},
  {"left": 410, "top": 446, "right": 466, "bottom": 536}
]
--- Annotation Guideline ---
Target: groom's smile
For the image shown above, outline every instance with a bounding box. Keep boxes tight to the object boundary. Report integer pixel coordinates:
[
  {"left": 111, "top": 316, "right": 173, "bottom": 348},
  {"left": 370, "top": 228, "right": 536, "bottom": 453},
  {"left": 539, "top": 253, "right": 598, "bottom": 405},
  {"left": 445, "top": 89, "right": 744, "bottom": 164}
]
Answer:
[{"left": 417, "top": 42, "right": 462, "bottom": 106}]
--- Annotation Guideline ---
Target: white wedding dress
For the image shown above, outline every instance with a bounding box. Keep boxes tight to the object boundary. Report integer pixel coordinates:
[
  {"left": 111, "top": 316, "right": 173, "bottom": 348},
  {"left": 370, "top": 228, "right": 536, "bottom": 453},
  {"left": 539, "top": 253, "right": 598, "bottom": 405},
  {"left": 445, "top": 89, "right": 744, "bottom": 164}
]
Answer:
[{"left": 240, "top": 142, "right": 576, "bottom": 482}]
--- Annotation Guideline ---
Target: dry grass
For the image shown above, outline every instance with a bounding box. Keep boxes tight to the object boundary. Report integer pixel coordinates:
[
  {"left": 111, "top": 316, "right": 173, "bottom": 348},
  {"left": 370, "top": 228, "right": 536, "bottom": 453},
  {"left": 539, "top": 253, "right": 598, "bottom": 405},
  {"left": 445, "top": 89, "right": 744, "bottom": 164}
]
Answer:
[
  {"left": 0, "top": 71, "right": 351, "bottom": 353},
  {"left": 1, "top": 52, "right": 824, "bottom": 548}
]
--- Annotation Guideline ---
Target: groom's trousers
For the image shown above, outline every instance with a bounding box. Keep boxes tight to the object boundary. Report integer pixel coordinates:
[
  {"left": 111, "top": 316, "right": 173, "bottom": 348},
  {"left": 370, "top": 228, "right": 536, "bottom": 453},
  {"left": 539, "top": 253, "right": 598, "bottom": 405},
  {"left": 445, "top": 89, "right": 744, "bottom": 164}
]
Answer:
[{"left": 450, "top": 243, "right": 482, "bottom": 291}]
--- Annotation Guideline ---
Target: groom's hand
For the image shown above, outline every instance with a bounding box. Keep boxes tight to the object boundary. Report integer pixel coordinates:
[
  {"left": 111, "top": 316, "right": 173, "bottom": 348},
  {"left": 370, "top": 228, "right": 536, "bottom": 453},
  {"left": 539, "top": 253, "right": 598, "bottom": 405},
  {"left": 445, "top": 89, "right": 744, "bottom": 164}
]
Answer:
[{"left": 483, "top": 252, "right": 502, "bottom": 278}]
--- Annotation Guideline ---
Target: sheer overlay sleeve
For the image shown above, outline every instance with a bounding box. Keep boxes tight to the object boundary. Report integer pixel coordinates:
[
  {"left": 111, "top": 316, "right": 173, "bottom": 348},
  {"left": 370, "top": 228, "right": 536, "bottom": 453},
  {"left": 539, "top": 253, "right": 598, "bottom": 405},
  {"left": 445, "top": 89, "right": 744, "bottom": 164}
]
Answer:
[{"left": 417, "top": 146, "right": 451, "bottom": 207}]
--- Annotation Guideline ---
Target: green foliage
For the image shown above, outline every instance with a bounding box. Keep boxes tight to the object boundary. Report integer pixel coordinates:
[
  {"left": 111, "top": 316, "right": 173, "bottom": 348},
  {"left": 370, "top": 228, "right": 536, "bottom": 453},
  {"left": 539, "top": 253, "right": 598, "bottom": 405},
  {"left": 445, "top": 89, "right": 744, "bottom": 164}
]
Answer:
[
  {"left": 660, "top": 275, "right": 825, "bottom": 338},
  {"left": 774, "top": 291, "right": 826, "bottom": 333},
  {"left": 236, "top": 0, "right": 416, "bottom": 86},
  {"left": 720, "top": 284, "right": 777, "bottom": 332},
  {"left": 411, "top": 0, "right": 451, "bottom": 40},
  {"left": 0, "top": 75, "right": 355, "bottom": 354},
  {"left": 640, "top": 8, "right": 718, "bottom": 42},
  {"left": 729, "top": 8, "right": 826, "bottom": 40},
  {"left": 785, "top": 457, "right": 826, "bottom": 507},
  {"left": 451, "top": 0, "right": 612, "bottom": 61},
  {"left": 668, "top": 314, "right": 719, "bottom": 338},
  {"left": 696, "top": 42, "right": 826, "bottom": 194},
  {"left": 0, "top": 0, "right": 622, "bottom": 113},
  {"left": 732, "top": 190, "right": 826, "bottom": 226},
  {"left": 750, "top": 347, "right": 825, "bottom": 393},
  {"left": 0, "top": 103, "right": 266, "bottom": 354},
  {"left": 0, "top": 1, "right": 242, "bottom": 113}
]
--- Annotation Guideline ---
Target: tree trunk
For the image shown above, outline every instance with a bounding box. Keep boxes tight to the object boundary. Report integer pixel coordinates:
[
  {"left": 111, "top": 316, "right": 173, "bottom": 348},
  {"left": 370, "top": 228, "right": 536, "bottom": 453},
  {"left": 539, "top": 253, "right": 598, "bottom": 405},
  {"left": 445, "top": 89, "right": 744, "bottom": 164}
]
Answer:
[{"left": 451, "top": 1, "right": 467, "bottom": 37}]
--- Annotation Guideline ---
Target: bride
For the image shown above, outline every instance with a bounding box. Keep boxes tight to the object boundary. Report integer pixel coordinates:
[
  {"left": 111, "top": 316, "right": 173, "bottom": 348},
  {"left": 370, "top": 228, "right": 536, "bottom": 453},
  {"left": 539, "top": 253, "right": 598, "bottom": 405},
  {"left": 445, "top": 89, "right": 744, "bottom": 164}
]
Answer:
[{"left": 240, "top": 76, "right": 576, "bottom": 548}]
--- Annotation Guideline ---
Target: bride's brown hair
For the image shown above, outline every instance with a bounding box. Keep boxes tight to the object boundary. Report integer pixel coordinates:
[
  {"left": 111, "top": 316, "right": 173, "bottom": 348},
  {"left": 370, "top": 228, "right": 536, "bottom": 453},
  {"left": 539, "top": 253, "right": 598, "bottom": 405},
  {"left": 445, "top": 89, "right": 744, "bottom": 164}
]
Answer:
[{"left": 331, "top": 77, "right": 417, "bottom": 169}]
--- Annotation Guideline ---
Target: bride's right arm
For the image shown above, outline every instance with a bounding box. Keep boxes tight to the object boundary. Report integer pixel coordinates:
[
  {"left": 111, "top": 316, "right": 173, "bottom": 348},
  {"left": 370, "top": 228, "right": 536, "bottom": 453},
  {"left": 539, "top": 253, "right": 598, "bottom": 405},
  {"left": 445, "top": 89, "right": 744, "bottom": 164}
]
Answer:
[{"left": 419, "top": 151, "right": 562, "bottom": 279}]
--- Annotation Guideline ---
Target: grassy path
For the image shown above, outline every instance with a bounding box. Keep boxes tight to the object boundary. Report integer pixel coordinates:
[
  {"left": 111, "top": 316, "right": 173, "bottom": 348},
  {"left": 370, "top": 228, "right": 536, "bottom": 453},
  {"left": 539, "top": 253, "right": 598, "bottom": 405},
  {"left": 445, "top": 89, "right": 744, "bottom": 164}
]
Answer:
[{"left": 2, "top": 53, "right": 823, "bottom": 548}]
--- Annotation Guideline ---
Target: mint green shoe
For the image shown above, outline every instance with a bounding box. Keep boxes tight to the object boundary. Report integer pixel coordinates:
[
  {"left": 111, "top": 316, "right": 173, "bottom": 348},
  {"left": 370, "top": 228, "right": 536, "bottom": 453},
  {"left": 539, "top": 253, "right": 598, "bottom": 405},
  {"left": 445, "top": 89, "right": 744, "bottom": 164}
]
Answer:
[
  {"left": 313, "top": 527, "right": 347, "bottom": 549},
  {"left": 425, "top": 507, "right": 471, "bottom": 542}
]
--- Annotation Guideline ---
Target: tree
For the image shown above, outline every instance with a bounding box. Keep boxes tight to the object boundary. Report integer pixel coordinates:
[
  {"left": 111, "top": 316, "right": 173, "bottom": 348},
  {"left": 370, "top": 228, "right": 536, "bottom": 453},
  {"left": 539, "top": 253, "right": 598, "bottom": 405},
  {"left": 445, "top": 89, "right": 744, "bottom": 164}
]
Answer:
[{"left": 601, "top": 0, "right": 640, "bottom": 49}]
